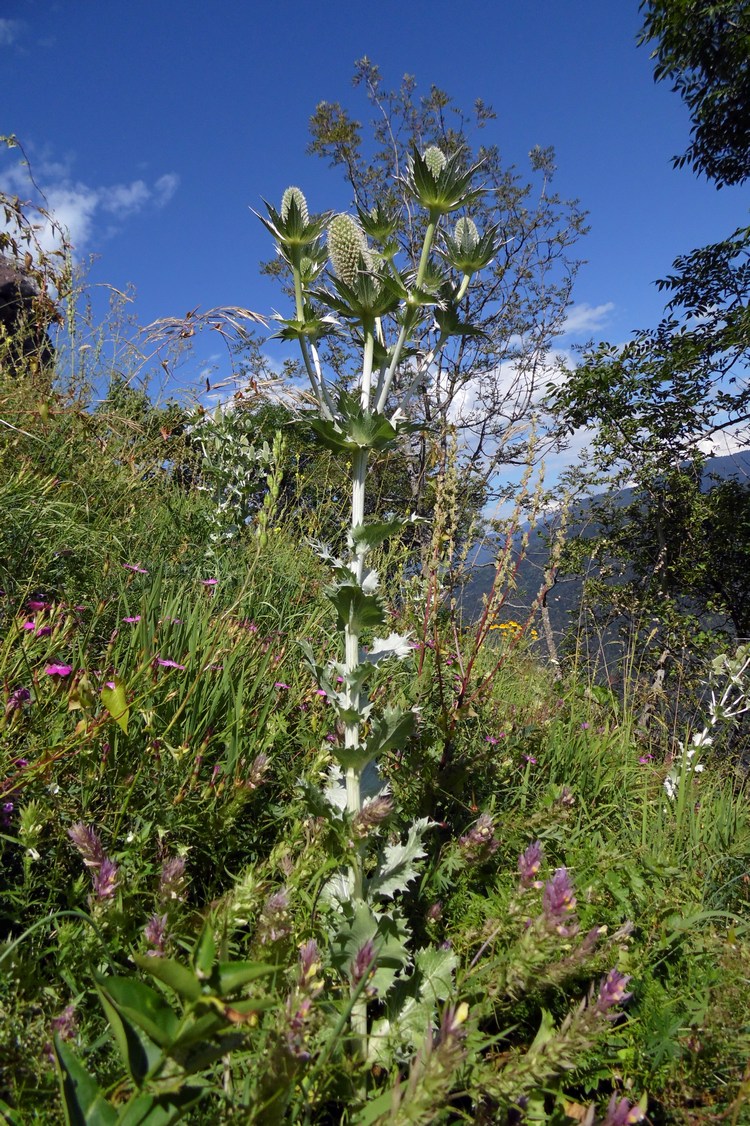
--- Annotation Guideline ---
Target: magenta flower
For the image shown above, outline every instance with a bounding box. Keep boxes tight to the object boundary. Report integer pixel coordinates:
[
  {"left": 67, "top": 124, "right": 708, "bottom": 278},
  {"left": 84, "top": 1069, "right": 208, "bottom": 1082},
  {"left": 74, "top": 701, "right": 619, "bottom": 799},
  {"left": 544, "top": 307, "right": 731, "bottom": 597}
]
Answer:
[
  {"left": 122, "top": 615, "right": 141, "bottom": 623},
  {"left": 274, "top": 681, "right": 290, "bottom": 690},
  {"left": 144, "top": 913, "right": 169, "bottom": 954},
  {"left": 35, "top": 625, "right": 52, "bottom": 637},
  {"left": 123, "top": 563, "right": 148, "bottom": 574},
  {"left": 155, "top": 657, "right": 185, "bottom": 670},
  {"left": 28, "top": 600, "right": 51, "bottom": 612},
  {"left": 603, "top": 1094, "right": 645, "bottom": 1125},
  {"left": 522, "top": 753, "right": 537, "bottom": 764},
  {"left": 350, "top": 938, "right": 377, "bottom": 988},
  {"left": 50, "top": 1004, "right": 77, "bottom": 1041},
  {"left": 45, "top": 664, "right": 72, "bottom": 677},
  {"left": 543, "top": 867, "right": 578, "bottom": 933},
  {"left": 594, "top": 968, "right": 633, "bottom": 1016},
  {"left": 518, "top": 840, "right": 544, "bottom": 886},
  {"left": 22, "top": 621, "right": 36, "bottom": 631},
  {"left": 92, "top": 857, "right": 120, "bottom": 901},
  {"left": 200, "top": 578, "right": 218, "bottom": 586}
]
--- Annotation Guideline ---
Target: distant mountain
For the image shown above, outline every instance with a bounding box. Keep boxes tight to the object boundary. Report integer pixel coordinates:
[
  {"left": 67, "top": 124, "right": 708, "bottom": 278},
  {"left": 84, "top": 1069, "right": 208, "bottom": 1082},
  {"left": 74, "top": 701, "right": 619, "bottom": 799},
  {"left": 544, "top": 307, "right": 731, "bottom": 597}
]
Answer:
[{"left": 458, "top": 450, "right": 750, "bottom": 651}]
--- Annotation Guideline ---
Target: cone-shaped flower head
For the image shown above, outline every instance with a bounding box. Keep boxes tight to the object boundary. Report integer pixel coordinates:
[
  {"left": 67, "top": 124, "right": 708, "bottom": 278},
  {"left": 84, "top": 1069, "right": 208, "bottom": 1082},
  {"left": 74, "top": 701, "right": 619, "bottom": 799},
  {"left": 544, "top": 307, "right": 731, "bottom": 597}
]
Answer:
[
  {"left": 405, "top": 146, "right": 484, "bottom": 216},
  {"left": 328, "top": 213, "right": 372, "bottom": 286},
  {"left": 423, "top": 145, "right": 447, "bottom": 178},
  {"left": 281, "top": 186, "right": 309, "bottom": 226},
  {"left": 442, "top": 215, "right": 498, "bottom": 276},
  {"left": 454, "top": 217, "right": 479, "bottom": 252}
]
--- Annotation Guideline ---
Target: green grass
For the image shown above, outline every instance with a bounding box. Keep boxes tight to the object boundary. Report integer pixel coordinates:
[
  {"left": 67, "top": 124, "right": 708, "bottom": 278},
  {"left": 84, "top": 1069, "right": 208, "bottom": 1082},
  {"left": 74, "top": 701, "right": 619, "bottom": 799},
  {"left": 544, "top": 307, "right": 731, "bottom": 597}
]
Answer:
[{"left": 1, "top": 369, "right": 749, "bottom": 1125}]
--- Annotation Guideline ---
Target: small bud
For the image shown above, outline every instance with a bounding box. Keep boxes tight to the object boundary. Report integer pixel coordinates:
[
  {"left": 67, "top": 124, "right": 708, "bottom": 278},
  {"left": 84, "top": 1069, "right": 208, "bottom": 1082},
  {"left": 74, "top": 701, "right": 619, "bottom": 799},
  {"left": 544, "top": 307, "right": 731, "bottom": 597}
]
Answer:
[
  {"left": 518, "top": 840, "right": 543, "bottom": 887},
  {"left": 352, "top": 795, "right": 393, "bottom": 837},
  {"left": 280, "top": 186, "right": 309, "bottom": 225},
  {"left": 423, "top": 145, "right": 447, "bottom": 178}
]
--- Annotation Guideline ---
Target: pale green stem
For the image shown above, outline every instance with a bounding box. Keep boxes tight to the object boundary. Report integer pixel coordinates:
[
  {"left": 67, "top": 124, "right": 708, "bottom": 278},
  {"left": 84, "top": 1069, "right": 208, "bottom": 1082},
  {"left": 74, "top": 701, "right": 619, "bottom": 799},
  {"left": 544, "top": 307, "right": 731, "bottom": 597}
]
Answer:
[
  {"left": 455, "top": 271, "right": 471, "bottom": 302},
  {"left": 375, "top": 214, "right": 439, "bottom": 413},
  {"left": 360, "top": 321, "right": 375, "bottom": 411}
]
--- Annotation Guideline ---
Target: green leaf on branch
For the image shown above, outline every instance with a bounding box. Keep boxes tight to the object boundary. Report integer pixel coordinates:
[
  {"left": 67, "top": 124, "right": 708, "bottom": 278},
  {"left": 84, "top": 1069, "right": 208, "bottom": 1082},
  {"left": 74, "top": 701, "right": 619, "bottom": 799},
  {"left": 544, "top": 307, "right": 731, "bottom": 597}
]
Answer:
[
  {"left": 367, "top": 817, "right": 433, "bottom": 901},
  {"left": 100, "top": 677, "right": 129, "bottom": 735},
  {"left": 326, "top": 580, "right": 387, "bottom": 633},
  {"left": 350, "top": 519, "right": 407, "bottom": 554},
  {"left": 364, "top": 707, "right": 415, "bottom": 761}
]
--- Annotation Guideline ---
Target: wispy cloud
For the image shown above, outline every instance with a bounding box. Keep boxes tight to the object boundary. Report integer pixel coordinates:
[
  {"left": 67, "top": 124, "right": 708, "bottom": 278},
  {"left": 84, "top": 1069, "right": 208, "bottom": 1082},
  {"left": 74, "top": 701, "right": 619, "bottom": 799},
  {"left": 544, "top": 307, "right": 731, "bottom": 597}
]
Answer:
[
  {"left": 0, "top": 19, "right": 23, "bottom": 47},
  {"left": 559, "top": 301, "right": 615, "bottom": 337},
  {"left": 0, "top": 154, "right": 180, "bottom": 256}
]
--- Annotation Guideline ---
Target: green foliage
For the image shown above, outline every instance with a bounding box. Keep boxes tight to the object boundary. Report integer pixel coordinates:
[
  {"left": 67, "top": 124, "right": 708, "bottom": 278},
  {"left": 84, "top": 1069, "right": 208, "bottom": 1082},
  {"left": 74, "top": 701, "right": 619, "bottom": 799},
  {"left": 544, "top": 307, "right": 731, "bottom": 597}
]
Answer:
[{"left": 639, "top": 0, "right": 750, "bottom": 187}]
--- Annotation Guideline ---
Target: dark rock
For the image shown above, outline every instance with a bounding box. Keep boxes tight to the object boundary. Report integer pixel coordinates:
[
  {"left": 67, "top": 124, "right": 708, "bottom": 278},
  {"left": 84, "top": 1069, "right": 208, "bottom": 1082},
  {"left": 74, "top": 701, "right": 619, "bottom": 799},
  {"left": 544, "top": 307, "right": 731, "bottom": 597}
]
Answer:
[{"left": 0, "top": 254, "right": 55, "bottom": 372}]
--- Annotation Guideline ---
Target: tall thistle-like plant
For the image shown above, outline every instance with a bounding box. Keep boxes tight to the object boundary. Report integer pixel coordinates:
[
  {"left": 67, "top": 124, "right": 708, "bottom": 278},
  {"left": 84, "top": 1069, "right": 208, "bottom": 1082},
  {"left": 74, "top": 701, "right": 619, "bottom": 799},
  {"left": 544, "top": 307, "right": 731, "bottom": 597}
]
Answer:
[{"left": 259, "top": 149, "right": 495, "bottom": 1051}]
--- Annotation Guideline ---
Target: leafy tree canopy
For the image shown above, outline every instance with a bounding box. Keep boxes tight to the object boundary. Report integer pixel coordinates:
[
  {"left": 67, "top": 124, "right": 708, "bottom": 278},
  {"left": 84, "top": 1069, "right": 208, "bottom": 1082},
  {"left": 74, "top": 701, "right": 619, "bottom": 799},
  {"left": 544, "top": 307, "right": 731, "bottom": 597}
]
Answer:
[{"left": 639, "top": 0, "right": 750, "bottom": 186}]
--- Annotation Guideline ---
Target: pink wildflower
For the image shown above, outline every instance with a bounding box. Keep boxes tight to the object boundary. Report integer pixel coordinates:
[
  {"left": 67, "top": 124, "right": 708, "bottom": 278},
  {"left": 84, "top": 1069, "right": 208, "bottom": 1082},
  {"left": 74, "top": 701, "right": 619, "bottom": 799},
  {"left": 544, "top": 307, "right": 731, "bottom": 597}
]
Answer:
[{"left": 45, "top": 664, "right": 72, "bottom": 677}]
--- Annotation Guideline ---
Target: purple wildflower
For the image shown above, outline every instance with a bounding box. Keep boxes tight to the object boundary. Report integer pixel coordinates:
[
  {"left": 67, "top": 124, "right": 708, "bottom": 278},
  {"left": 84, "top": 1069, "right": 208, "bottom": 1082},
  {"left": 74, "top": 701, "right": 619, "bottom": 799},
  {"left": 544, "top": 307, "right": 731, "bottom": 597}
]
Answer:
[
  {"left": 1, "top": 801, "right": 14, "bottom": 828},
  {"left": 159, "top": 856, "right": 187, "bottom": 902},
  {"left": 68, "top": 823, "right": 106, "bottom": 868},
  {"left": 28, "top": 600, "right": 51, "bottom": 612},
  {"left": 200, "top": 578, "right": 218, "bottom": 586},
  {"left": 246, "top": 753, "right": 269, "bottom": 791},
  {"left": 45, "top": 664, "right": 72, "bottom": 678},
  {"left": 257, "top": 889, "right": 291, "bottom": 945},
  {"left": 298, "top": 940, "right": 322, "bottom": 992},
  {"left": 285, "top": 995, "right": 314, "bottom": 1059},
  {"left": 594, "top": 969, "right": 633, "bottom": 1016},
  {"left": 352, "top": 795, "right": 393, "bottom": 837},
  {"left": 92, "top": 857, "right": 119, "bottom": 901},
  {"left": 144, "top": 913, "right": 169, "bottom": 955},
  {"left": 542, "top": 867, "right": 578, "bottom": 934},
  {"left": 350, "top": 938, "right": 377, "bottom": 989},
  {"left": 522, "top": 753, "right": 537, "bottom": 764},
  {"left": 426, "top": 901, "right": 444, "bottom": 923},
  {"left": 274, "top": 681, "right": 290, "bottom": 690},
  {"left": 22, "top": 620, "right": 36, "bottom": 631},
  {"left": 155, "top": 657, "right": 185, "bottom": 670},
  {"left": 602, "top": 1094, "right": 645, "bottom": 1125},
  {"left": 459, "top": 813, "right": 500, "bottom": 860},
  {"left": 6, "top": 686, "right": 31, "bottom": 716},
  {"left": 123, "top": 563, "right": 148, "bottom": 574},
  {"left": 50, "top": 1004, "right": 77, "bottom": 1041},
  {"left": 518, "top": 840, "right": 544, "bottom": 887},
  {"left": 122, "top": 615, "right": 141, "bottom": 623}
]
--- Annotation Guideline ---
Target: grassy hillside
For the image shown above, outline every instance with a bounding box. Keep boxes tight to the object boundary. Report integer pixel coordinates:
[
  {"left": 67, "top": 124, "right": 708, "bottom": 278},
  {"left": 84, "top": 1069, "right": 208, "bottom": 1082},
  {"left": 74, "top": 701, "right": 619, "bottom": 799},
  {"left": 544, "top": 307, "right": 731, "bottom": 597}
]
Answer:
[{"left": 1, "top": 348, "right": 750, "bottom": 1124}]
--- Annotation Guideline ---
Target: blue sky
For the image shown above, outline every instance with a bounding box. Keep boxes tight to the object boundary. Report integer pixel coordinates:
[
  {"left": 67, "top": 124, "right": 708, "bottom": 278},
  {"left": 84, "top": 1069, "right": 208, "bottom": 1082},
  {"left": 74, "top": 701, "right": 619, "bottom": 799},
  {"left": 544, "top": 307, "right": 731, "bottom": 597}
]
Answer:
[{"left": 2, "top": 0, "right": 748, "bottom": 423}]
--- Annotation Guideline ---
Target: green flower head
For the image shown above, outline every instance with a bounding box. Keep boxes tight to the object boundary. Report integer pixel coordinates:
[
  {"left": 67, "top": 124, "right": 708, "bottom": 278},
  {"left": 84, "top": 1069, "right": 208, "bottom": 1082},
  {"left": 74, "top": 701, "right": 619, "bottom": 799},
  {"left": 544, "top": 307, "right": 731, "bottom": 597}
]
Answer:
[
  {"left": 423, "top": 146, "right": 447, "bottom": 179},
  {"left": 281, "top": 186, "right": 309, "bottom": 226},
  {"left": 328, "top": 214, "right": 372, "bottom": 286}
]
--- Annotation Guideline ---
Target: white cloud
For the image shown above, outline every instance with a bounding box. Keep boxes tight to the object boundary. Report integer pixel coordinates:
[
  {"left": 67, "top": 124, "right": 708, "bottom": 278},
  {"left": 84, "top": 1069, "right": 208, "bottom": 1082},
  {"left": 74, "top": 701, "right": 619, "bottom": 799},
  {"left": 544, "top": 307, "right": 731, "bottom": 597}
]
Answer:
[
  {"left": 559, "top": 301, "right": 615, "bottom": 337},
  {"left": 0, "top": 19, "right": 22, "bottom": 46},
  {"left": 0, "top": 155, "right": 180, "bottom": 256}
]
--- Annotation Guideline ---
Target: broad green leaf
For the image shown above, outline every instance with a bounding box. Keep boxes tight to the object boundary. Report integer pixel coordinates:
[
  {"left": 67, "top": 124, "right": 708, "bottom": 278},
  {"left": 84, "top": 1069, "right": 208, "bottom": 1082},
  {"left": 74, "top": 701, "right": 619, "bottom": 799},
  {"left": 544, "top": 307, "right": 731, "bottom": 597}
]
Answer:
[
  {"left": 349, "top": 519, "right": 406, "bottom": 554},
  {"left": 367, "top": 817, "right": 433, "bottom": 900},
  {"left": 96, "top": 979, "right": 162, "bottom": 1088},
  {"left": 101, "top": 678, "right": 129, "bottom": 735},
  {"left": 115, "top": 1086, "right": 206, "bottom": 1126},
  {"left": 363, "top": 708, "right": 415, "bottom": 762},
  {"left": 326, "top": 582, "right": 386, "bottom": 633},
  {"left": 214, "top": 960, "right": 277, "bottom": 995},
  {"left": 53, "top": 1036, "right": 117, "bottom": 1126},
  {"left": 133, "top": 955, "right": 202, "bottom": 1002},
  {"left": 193, "top": 922, "right": 216, "bottom": 978},
  {"left": 98, "top": 977, "right": 179, "bottom": 1048}
]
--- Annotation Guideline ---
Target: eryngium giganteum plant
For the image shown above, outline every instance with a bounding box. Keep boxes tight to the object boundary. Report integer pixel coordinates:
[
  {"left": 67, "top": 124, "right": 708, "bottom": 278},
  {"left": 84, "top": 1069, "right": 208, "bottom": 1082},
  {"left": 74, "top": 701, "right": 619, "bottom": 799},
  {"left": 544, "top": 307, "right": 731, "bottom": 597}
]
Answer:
[{"left": 259, "top": 147, "right": 495, "bottom": 1053}]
